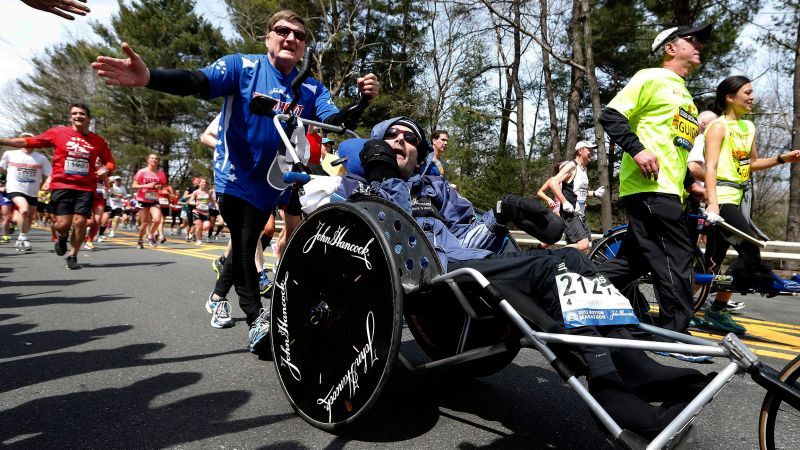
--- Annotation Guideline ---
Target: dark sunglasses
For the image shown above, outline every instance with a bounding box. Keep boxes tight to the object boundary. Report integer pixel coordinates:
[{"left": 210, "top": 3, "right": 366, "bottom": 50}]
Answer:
[
  {"left": 384, "top": 127, "right": 421, "bottom": 146},
  {"left": 671, "top": 35, "right": 700, "bottom": 46},
  {"left": 272, "top": 25, "right": 307, "bottom": 42}
]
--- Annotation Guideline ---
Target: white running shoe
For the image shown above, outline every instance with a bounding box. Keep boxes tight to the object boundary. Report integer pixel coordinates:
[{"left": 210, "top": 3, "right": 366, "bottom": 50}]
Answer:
[
  {"left": 21, "top": 240, "right": 32, "bottom": 252},
  {"left": 205, "top": 292, "right": 222, "bottom": 314},
  {"left": 108, "top": 231, "right": 116, "bottom": 238},
  {"left": 248, "top": 308, "right": 271, "bottom": 352},
  {"left": 210, "top": 301, "right": 234, "bottom": 328},
  {"left": 14, "top": 239, "right": 23, "bottom": 251},
  {"left": 725, "top": 300, "right": 746, "bottom": 311}
]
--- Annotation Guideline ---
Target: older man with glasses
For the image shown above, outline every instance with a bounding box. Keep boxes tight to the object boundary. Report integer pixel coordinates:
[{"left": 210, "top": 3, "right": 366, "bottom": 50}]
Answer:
[
  {"left": 92, "top": 9, "right": 379, "bottom": 354},
  {"left": 598, "top": 25, "right": 712, "bottom": 350}
]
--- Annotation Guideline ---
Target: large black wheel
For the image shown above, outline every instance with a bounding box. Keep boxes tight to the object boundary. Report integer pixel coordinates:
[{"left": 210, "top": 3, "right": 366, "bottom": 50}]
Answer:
[
  {"left": 758, "top": 354, "right": 800, "bottom": 449},
  {"left": 588, "top": 226, "right": 711, "bottom": 325},
  {"left": 270, "top": 202, "right": 403, "bottom": 431}
]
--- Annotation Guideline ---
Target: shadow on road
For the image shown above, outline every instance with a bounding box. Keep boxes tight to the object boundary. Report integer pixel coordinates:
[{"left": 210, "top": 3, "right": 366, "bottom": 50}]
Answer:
[
  {"left": 2, "top": 278, "right": 93, "bottom": 288},
  {"left": 314, "top": 359, "right": 613, "bottom": 448},
  {"left": 83, "top": 261, "right": 176, "bottom": 268},
  {"left": 0, "top": 372, "right": 295, "bottom": 448},
  {"left": 0, "top": 324, "right": 133, "bottom": 359},
  {"left": 0, "top": 293, "right": 131, "bottom": 309},
  {"left": 0, "top": 343, "right": 243, "bottom": 393}
]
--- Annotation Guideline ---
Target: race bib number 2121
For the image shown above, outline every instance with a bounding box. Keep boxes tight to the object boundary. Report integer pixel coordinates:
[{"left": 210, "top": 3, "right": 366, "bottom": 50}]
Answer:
[{"left": 556, "top": 267, "right": 639, "bottom": 328}]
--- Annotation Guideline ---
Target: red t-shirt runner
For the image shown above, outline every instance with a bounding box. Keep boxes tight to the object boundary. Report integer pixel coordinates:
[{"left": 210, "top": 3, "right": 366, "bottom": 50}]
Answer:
[
  {"left": 134, "top": 168, "right": 168, "bottom": 204},
  {"left": 24, "top": 126, "right": 114, "bottom": 192}
]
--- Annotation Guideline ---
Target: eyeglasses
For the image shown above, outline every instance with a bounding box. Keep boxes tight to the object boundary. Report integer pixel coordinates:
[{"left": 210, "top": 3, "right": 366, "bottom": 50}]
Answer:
[
  {"left": 272, "top": 25, "right": 307, "bottom": 42},
  {"left": 384, "top": 128, "right": 421, "bottom": 146},
  {"left": 671, "top": 35, "right": 701, "bottom": 46}
]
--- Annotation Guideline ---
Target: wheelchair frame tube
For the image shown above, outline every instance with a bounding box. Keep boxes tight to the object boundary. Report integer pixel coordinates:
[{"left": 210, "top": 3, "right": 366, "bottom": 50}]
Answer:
[
  {"left": 637, "top": 323, "right": 719, "bottom": 346},
  {"left": 495, "top": 298, "right": 624, "bottom": 438},
  {"left": 531, "top": 332, "right": 728, "bottom": 357},
  {"left": 647, "top": 362, "right": 740, "bottom": 450},
  {"left": 273, "top": 113, "right": 360, "bottom": 162}
]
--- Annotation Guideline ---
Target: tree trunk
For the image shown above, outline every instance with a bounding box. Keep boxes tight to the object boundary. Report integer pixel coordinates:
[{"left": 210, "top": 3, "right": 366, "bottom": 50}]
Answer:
[
  {"left": 580, "top": 0, "right": 610, "bottom": 231},
  {"left": 512, "top": 0, "right": 529, "bottom": 193},
  {"left": 786, "top": 15, "right": 800, "bottom": 242},
  {"left": 565, "top": 0, "right": 586, "bottom": 155},
  {"left": 539, "top": 0, "right": 562, "bottom": 162}
]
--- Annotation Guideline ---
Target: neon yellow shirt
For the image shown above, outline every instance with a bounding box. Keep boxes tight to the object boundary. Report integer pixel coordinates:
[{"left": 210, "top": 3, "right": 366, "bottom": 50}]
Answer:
[
  {"left": 707, "top": 117, "right": 755, "bottom": 206},
  {"left": 606, "top": 68, "right": 699, "bottom": 198}
]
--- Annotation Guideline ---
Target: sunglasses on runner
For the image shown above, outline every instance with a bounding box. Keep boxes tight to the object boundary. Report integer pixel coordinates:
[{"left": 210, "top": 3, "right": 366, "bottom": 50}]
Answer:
[
  {"left": 272, "top": 25, "right": 307, "bottom": 42},
  {"left": 384, "top": 128, "right": 421, "bottom": 146},
  {"left": 673, "top": 35, "right": 701, "bottom": 46}
]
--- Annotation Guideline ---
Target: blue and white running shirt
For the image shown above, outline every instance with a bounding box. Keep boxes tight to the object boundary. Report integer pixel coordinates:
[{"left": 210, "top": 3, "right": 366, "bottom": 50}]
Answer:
[{"left": 201, "top": 53, "right": 338, "bottom": 210}]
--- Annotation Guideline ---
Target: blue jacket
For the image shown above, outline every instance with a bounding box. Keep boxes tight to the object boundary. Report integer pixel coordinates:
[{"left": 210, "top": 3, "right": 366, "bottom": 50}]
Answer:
[{"left": 337, "top": 172, "right": 509, "bottom": 270}]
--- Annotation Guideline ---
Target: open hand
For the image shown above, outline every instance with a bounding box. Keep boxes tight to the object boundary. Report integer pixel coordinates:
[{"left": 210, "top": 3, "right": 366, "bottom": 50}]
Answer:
[
  {"left": 22, "top": 0, "right": 90, "bottom": 20},
  {"left": 92, "top": 43, "right": 150, "bottom": 87}
]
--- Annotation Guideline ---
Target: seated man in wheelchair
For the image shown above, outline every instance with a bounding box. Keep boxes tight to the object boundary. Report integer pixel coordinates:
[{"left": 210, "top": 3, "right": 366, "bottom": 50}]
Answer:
[{"left": 334, "top": 116, "right": 713, "bottom": 437}]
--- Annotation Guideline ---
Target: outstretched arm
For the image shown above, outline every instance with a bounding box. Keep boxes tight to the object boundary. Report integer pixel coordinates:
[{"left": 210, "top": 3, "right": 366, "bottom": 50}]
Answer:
[
  {"left": 21, "top": 0, "right": 90, "bottom": 20},
  {"left": 0, "top": 137, "right": 28, "bottom": 148}
]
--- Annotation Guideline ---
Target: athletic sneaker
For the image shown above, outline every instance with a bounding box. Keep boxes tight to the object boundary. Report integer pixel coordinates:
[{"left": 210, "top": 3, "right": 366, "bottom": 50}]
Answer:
[
  {"left": 248, "top": 308, "right": 271, "bottom": 352},
  {"left": 14, "top": 239, "right": 23, "bottom": 251},
  {"left": 136, "top": 240, "right": 144, "bottom": 249},
  {"left": 205, "top": 292, "right": 222, "bottom": 314},
  {"left": 54, "top": 236, "right": 68, "bottom": 256},
  {"left": 0, "top": 235, "right": 10, "bottom": 244},
  {"left": 19, "top": 240, "right": 31, "bottom": 252},
  {"left": 64, "top": 255, "right": 81, "bottom": 270},
  {"left": 97, "top": 235, "right": 106, "bottom": 242},
  {"left": 83, "top": 241, "right": 94, "bottom": 250},
  {"left": 147, "top": 235, "right": 156, "bottom": 248},
  {"left": 212, "top": 256, "right": 226, "bottom": 280},
  {"left": 160, "top": 236, "right": 167, "bottom": 244},
  {"left": 259, "top": 271, "right": 273, "bottom": 295},
  {"left": 703, "top": 307, "right": 747, "bottom": 334},
  {"left": 654, "top": 351, "right": 713, "bottom": 363},
  {"left": 724, "top": 300, "right": 746, "bottom": 311},
  {"left": 210, "top": 301, "right": 234, "bottom": 328},
  {"left": 108, "top": 231, "right": 116, "bottom": 238}
]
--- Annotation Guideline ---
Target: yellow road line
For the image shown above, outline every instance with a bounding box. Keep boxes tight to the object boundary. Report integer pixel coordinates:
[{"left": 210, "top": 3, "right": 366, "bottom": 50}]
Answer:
[
  {"left": 108, "top": 233, "right": 275, "bottom": 269},
  {"left": 752, "top": 349, "right": 799, "bottom": 361}
]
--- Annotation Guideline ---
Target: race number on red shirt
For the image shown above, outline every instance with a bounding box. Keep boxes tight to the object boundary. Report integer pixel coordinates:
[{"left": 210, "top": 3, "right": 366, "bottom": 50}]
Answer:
[{"left": 25, "top": 126, "right": 114, "bottom": 192}]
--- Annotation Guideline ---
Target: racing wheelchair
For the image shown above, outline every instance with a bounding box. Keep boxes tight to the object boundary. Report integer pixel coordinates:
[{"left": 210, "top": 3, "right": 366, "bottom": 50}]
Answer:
[
  {"left": 258, "top": 49, "right": 800, "bottom": 449},
  {"left": 267, "top": 194, "right": 800, "bottom": 449}
]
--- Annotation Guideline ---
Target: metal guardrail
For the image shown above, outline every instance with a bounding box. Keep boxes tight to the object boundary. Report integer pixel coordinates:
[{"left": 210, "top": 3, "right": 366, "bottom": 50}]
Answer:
[{"left": 507, "top": 231, "right": 800, "bottom": 266}]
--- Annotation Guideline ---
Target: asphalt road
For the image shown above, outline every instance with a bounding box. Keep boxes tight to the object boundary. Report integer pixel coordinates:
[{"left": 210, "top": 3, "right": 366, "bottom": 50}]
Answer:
[{"left": 1, "top": 227, "right": 798, "bottom": 449}]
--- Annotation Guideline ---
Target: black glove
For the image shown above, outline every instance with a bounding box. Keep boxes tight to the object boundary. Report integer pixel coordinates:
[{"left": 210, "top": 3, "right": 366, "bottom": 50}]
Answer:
[
  {"left": 360, "top": 139, "right": 399, "bottom": 183},
  {"left": 495, "top": 194, "right": 565, "bottom": 245}
]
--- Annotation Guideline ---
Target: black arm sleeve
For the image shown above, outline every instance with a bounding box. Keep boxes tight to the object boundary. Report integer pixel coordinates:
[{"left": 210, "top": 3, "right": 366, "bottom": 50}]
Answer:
[
  {"left": 683, "top": 168, "right": 696, "bottom": 191},
  {"left": 322, "top": 98, "right": 369, "bottom": 131},
  {"left": 145, "top": 69, "right": 211, "bottom": 98},
  {"left": 599, "top": 107, "right": 645, "bottom": 158}
]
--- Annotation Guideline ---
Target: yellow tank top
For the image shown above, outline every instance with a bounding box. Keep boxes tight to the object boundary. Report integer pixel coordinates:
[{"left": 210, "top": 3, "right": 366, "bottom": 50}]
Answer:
[{"left": 707, "top": 117, "right": 755, "bottom": 205}]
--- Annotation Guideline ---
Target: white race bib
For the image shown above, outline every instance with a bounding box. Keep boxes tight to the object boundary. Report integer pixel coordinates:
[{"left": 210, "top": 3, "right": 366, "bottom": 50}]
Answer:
[
  {"left": 158, "top": 197, "right": 170, "bottom": 205},
  {"left": 555, "top": 268, "right": 639, "bottom": 329},
  {"left": 64, "top": 157, "right": 89, "bottom": 176}
]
